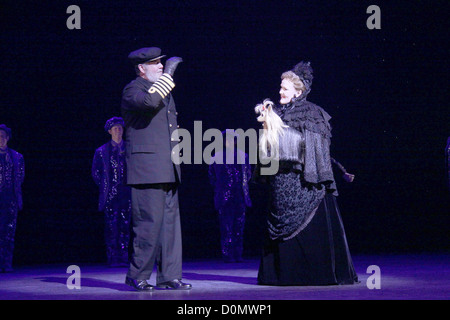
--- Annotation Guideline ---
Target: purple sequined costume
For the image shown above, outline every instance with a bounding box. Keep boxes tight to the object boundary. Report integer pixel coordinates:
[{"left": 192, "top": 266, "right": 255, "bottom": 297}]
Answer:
[
  {"left": 447, "top": 137, "right": 450, "bottom": 191},
  {"left": 0, "top": 148, "right": 24, "bottom": 272},
  {"left": 92, "top": 141, "right": 131, "bottom": 266},
  {"left": 209, "top": 149, "right": 252, "bottom": 262}
]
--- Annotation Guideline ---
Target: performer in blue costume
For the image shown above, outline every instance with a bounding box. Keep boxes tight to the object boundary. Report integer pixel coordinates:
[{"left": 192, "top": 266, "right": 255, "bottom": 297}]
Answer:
[
  {"left": 0, "top": 124, "right": 25, "bottom": 273},
  {"left": 92, "top": 117, "right": 131, "bottom": 267},
  {"left": 209, "top": 131, "right": 252, "bottom": 262}
]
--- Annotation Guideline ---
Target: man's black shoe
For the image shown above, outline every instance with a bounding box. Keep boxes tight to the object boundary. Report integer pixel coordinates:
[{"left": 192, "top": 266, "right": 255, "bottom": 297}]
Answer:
[
  {"left": 125, "top": 276, "right": 154, "bottom": 291},
  {"left": 156, "top": 279, "right": 192, "bottom": 290}
]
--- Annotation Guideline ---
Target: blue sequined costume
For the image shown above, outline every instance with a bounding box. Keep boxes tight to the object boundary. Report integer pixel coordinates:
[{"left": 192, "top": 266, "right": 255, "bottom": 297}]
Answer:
[
  {"left": 92, "top": 141, "right": 131, "bottom": 266},
  {"left": 446, "top": 137, "right": 450, "bottom": 191},
  {"left": 209, "top": 149, "right": 252, "bottom": 262},
  {"left": 0, "top": 148, "right": 24, "bottom": 272}
]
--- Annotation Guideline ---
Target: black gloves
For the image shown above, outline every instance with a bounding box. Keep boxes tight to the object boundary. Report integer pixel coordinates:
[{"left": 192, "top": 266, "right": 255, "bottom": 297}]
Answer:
[{"left": 164, "top": 57, "right": 183, "bottom": 77}]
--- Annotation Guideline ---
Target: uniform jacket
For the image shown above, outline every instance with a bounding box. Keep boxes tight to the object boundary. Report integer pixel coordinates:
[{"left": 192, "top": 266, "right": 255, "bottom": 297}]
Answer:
[{"left": 121, "top": 76, "right": 181, "bottom": 185}]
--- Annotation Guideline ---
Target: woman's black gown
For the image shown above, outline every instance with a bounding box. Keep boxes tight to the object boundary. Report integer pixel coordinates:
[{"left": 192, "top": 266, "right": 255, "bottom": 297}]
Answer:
[
  {"left": 257, "top": 97, "right": 358, "bottom": 286},
  {"left": 258, "top": 193, "right": 358, "bottom": 286}
]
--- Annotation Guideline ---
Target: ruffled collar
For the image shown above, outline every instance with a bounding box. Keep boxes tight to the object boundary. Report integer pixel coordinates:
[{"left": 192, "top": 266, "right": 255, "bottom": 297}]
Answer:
[
  {"left": 276, "top": 97, "right": 332, "bottom": 139},
  {"left": 277, "top": 89, "right": 311, "bottom": 115}
]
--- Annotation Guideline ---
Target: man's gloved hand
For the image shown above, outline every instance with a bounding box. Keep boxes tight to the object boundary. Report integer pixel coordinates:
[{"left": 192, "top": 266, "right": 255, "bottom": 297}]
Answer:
[{"left": 164, "top": 57, "right": 183, "bottom": 77}]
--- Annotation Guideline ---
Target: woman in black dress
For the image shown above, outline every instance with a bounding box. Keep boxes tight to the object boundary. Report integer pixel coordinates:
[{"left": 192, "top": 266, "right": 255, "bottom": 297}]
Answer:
[{"left": 256, "top": 62, "right": 358, "bottom": 286}]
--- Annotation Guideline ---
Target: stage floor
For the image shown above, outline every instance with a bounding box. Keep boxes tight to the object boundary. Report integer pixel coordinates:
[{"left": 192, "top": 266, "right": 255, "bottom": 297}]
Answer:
[{"left": 0, "top": 253, "right": 448, "bottom": 300}]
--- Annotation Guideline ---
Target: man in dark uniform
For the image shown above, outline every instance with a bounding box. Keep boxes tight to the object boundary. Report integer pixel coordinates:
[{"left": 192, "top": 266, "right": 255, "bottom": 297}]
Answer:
[{"left": 121, "top": 47, "right": 191, "bottom": 291}]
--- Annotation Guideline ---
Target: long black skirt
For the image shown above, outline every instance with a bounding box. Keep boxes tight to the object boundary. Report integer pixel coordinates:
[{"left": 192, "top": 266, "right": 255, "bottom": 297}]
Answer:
[{"left": 257, "top": 194, "right": 359, "bottom": 286}]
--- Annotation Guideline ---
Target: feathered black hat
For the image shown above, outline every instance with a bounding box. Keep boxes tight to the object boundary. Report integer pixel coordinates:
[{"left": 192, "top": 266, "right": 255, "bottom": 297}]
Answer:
[{"left": 292, "top": 61, "right": 314, "bottom": 91}]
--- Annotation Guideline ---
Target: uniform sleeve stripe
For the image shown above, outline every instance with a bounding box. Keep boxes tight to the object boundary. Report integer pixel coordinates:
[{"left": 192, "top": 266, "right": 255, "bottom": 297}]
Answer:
[
  {"left": 158, "top": 77, "right": 175, "bottom": 91},
  {"left": 157, "top": 80, "right": 172, "bottom": 93},
  {"left": 153, "top": 82, "right": 169, "bottom": 95},
  {"left": 160, "top": 74, "right": 175, "bottom": 87},
  {"left": 149, "top": 86, "right": 165, "bottom": 98},
  {"left": 148, "top": 74, "right": 176, "bottom": 98}
]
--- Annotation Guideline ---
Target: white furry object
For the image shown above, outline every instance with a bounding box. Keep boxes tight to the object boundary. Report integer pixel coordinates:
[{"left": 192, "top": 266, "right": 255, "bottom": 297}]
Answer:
[{"left": 254, "top": 99, "right": 288, "bottom": 159}]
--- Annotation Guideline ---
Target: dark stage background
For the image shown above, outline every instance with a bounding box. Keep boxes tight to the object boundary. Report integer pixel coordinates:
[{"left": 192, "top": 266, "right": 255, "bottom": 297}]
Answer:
[{"left": 1, "top": 1, "right": 448, "bottom": 266}]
